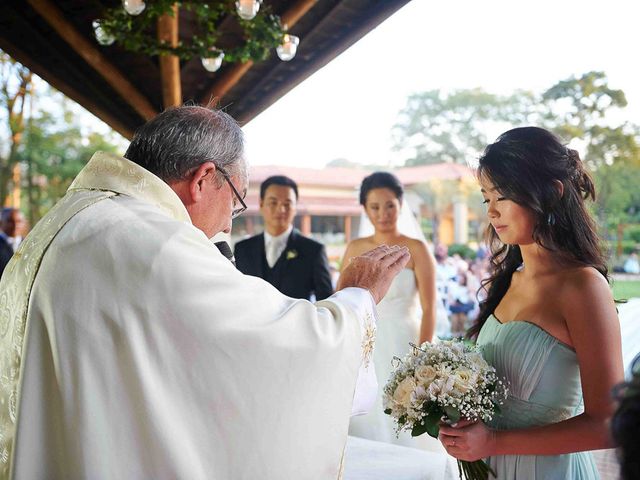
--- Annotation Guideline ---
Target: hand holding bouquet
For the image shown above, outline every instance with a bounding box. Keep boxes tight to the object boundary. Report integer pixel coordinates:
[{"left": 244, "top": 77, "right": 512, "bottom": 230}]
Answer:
[{"left": 383, "top": 339, "right": 507, "bottom": 480}]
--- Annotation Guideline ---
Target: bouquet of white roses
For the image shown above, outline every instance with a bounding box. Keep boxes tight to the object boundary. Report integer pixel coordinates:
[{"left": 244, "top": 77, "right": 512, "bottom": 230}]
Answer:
[{"left": 383, "top": 339, "right": 507, "bottom": 480}]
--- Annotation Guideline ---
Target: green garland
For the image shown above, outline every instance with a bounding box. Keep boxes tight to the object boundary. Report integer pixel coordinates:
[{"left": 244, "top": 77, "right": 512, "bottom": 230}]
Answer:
[{"left": 98, "top": 0, "right": 285, "bottom": 62}]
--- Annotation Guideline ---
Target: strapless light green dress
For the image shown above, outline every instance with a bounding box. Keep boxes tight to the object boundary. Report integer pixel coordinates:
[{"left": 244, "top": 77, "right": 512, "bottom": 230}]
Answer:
[{"left": 475, "top": 315, "right": 600, "bottom": 479}]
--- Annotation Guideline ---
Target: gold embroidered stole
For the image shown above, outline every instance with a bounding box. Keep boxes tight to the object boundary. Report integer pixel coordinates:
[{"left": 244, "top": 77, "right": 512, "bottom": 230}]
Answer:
[
  {"left": 0, "top": 152, "right": 190, "bottom": 479},
  {"left": 0, "top": 189, "right": 117, "bottom": 478}
]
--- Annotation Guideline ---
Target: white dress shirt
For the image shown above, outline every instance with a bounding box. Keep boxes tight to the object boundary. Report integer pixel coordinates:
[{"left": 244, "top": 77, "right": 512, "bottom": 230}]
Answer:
[{"left": 264, "top": 225, "right": 293, "bottom": 268}]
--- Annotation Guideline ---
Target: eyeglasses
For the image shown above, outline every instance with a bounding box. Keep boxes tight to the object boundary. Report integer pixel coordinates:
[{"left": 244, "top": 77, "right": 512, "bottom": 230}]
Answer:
[{"left": 217, "top": 165, "right": 247, "bottom": 219}]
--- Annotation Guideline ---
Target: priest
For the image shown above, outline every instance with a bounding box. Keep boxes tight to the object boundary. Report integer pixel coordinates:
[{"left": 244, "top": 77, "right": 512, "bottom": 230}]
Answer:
[{"left": 0, "top": 106, "right": 410, "bottom": 480}]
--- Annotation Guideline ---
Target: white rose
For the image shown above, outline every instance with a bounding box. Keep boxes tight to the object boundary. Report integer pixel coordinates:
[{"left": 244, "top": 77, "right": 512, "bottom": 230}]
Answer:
[
  {"left": 452, "top": 367, "right": 477, "bottom": 395},
  {"left": 393, "top": 377, "right": 417, "bottom": 407},
  {"left": 414, "top": 365, "right": 438, "bottom": 386}
]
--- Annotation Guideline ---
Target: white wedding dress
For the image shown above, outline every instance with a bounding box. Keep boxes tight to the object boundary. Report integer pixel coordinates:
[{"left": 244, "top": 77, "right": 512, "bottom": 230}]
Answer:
[{"left": 349, "top": 269, "right": 445, "bottom": 453}]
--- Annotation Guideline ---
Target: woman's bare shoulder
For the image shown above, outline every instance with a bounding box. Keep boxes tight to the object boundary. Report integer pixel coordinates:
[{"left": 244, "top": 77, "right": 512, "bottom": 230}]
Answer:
[
  {"left": 560, "top": 266, "right": 609, "bottom": 293},
  {"left": 557, "top": 266, "right": 614, "bottom": 320},
  {"left": 345, "top": 236, "right": 376, "bottom": 256},
  {"left": 403, "top": 237, "right": 434, "bottom": 259}
]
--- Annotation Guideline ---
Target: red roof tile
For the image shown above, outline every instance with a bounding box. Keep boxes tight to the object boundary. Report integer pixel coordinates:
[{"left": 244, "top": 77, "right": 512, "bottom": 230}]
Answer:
[{"left": 248, "top": 163, "right": 475, "bottom": 189}]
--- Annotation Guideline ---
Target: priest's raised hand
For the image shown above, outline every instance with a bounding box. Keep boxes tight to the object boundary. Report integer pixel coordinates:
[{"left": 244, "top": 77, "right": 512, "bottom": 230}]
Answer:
[{"left": 338, "top": 244, "right": 411, "bottom": 303}]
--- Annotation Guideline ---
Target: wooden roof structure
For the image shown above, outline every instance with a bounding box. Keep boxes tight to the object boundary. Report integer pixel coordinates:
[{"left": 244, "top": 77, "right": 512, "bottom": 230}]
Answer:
[{"left": 1, "top": 0, "right": 411, "bottom": 139}]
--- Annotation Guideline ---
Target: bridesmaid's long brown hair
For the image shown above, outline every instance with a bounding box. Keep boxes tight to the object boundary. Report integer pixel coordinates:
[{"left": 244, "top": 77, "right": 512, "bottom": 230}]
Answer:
[{"left": 468, "top": 127, "right": 608, "bottom": 339}]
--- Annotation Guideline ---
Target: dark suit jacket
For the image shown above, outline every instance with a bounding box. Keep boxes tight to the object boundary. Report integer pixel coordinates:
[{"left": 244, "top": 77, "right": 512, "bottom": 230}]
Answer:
[
  {"left": 234, "top": 229, "right": 334, "bottom": 301},
  {"left": 0, "top": 236, "right": 14, "bottom": 279}
]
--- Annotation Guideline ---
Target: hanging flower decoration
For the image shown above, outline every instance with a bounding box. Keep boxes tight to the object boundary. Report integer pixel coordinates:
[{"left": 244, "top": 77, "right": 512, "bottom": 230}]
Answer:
[{"left": 94, "top": 0, "right": 294, "bottom": 68}]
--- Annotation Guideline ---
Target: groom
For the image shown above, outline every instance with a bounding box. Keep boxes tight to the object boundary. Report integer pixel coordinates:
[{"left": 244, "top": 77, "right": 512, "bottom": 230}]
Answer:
[
  {"left": 0, "top": 105, "right": 410, "bottom": 479},
  {"left": 234, "top": 175, "right": 334, "bottom": 301}
]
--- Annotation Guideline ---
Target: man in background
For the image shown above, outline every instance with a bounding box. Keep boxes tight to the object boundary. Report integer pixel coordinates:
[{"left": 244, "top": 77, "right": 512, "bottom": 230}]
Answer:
[
  {"left": 234, "top": 175, "right": 334, "bottom": 300},
  {"left": 0, "top": 207, "right": 26, "bottom": 276}
]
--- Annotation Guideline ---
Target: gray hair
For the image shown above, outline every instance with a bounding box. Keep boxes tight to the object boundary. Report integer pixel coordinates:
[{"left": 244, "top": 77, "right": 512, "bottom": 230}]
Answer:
[{"left": 124, "top": 105, "right": 246, "bottom": 184}]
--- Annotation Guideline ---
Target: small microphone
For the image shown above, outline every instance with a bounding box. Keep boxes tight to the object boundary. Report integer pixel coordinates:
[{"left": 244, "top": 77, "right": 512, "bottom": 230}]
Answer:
[{"left": 214, "top": 241, "right": 236, "bottom": 267}]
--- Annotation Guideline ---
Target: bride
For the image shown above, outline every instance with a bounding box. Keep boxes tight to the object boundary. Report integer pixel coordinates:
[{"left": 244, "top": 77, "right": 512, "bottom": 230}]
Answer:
[{"left": 343, "top": 171, "right": 440, "bottom": 449}]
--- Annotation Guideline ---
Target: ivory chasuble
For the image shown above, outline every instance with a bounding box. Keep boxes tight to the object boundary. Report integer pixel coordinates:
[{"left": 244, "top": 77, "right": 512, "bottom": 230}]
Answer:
[{"left": 0, "top": 152, "right": 377, "bottom": 479}]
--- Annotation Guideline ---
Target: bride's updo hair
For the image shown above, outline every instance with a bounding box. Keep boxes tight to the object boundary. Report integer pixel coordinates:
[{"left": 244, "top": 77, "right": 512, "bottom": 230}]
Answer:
[
  {"left": 468, "top": 126, "right": 609, "bottom": 338},
  {"left": 359, "top": 171, "right": 404, "bottom": 205}
]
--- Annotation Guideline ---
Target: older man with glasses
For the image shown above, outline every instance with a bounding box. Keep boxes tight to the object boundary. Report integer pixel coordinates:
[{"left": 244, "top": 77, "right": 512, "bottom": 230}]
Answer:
[{"left": 0, "top": 105, "right": 410, "bottom": 480}]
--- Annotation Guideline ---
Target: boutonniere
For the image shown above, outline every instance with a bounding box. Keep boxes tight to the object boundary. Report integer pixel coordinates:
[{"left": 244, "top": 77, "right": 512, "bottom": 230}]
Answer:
[{"left": 286, "top": 249, "right": 298, "bottom": 260}]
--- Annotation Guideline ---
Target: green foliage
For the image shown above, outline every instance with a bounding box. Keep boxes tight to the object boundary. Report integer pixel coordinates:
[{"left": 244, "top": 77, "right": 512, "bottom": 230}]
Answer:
[
  {"left": 420, "top": 217, "right": 434, "bottom": 241},
  {"left": 611, "top": 241, "right": 640, "bottom": 255},
  {"left": 393, "top": 88, "right": 538, "bottom": 165},
  {"left": 612, "top": 280, "right": 640, "bottom": 300},
  {"left": 412, "top": 407, "right": 441, "bottom": 438},
  {"left": 544, "top": 73, "right": 640, "bottom": 229},
  {"left": 99, "top": 1, "right": 284, "bottom": 62},
  {"left": 625, "top": 225, "right": 640, "bottom": 243},
  {"left": 443, "top": 405, "right": 461, "bottom": 423},
  {"left": 0, "top": 51, "right": 33, "bottom": 202},
  {"left": 15, "top": 85, "right": 123, "bottom": 224},
  {"left": 448, "top": 243, "right": 476, "bottom": 260},
  {"left": 542, "top": 71, "right": 627, "bottom": 131}
]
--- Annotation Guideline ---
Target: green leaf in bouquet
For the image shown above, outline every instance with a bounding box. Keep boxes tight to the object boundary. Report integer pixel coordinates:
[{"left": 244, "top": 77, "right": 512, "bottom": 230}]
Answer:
[
  {"left": 384, "top": 408, "right": 392, "bottom": 415},
  {"left": 444, "top": 405, "right": 461, "bottom": 423},
  {"left": 425, "top": 410, "right": 441, "bottom": 438},
  {"left": 410, "top": 419, "right": 430, "bottom": 437},
  {"left": 411, "top": 409, "right": 441, "bottom": 438}
]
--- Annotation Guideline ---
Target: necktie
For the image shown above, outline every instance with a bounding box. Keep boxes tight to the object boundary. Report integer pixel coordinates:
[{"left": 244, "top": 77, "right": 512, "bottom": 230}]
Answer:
[{"left": 266, "top": 239, "right": 280, "bottom": 268}]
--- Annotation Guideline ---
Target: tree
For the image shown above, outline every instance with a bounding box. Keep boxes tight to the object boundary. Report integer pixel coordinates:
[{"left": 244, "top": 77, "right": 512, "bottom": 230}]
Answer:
[
  {"left": 0, "top": 51, "right": 33, "bottom": 204},
  {"left": 392, "top": 88, "right": 538, "bottom": 166},
  {"left": 17, "top": 87, "right": 123, "bottom": 224},
  {"left": 542, "top": 71, "right": 628, "bottom": 142},
  {"left": 540, "top": 72, "right": 640, "bottom": 227},
  {"left": 2, "top": 51, "right": 126, "bottom": 224}
]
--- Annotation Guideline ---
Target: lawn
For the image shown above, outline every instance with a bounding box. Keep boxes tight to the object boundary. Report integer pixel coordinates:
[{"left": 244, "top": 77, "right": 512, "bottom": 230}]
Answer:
[{"left": 612, "top": 280, "right": 640, "bottom": 300}]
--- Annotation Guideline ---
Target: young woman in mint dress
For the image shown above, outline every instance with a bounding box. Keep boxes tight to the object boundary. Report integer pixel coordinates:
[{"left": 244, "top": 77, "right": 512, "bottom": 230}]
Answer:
[{"left": 438, "top": 127, "right": 623, "bottom": 479}]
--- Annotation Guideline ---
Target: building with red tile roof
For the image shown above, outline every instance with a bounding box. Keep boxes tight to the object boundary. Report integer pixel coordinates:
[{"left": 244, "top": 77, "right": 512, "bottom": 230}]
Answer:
[{"left": 232, "top": 163, "right": 479, "bottom": 255}]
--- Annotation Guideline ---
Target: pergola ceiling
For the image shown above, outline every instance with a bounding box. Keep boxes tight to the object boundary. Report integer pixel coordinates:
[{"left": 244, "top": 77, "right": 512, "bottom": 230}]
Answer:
[{"left": 0, "top": 0, "right": 411, "bottom": 138}]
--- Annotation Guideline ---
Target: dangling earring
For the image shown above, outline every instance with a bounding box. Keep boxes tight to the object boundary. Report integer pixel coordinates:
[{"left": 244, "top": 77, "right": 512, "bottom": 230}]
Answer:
[{"left": 547, "top": 212, "right": 556, "bottom": 226}]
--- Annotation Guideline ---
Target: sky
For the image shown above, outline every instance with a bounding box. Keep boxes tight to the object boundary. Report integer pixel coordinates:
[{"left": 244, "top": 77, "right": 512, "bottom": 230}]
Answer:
[{"left": 242, "top": 0, "right": 640, "bottom": 169}]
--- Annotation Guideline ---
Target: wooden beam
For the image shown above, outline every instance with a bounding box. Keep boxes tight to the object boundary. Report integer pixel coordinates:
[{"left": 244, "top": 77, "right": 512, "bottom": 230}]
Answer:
[
  {"left": 199, "top": 0, "right": 319, "bottom": 104},
  {"left": 200, "top": 61, "right": 254, "bottom": 106},
  {"left": 0, "top": 39, "right": 135, "bottom": 139},
  {"left": 157, "top": 4, "right": 182, "bottom": 108},
  {"left": 280, "top": 0, "right": 319, "bottom": 27},
  {"left": 26, "top": 0, "right": 157, "bottom": 121}
]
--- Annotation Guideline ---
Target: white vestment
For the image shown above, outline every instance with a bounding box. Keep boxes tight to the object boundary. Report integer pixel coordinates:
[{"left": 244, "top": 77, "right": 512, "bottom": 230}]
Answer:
[{"left": 0, "top": 152, "right": 378, "bottom": 480}]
